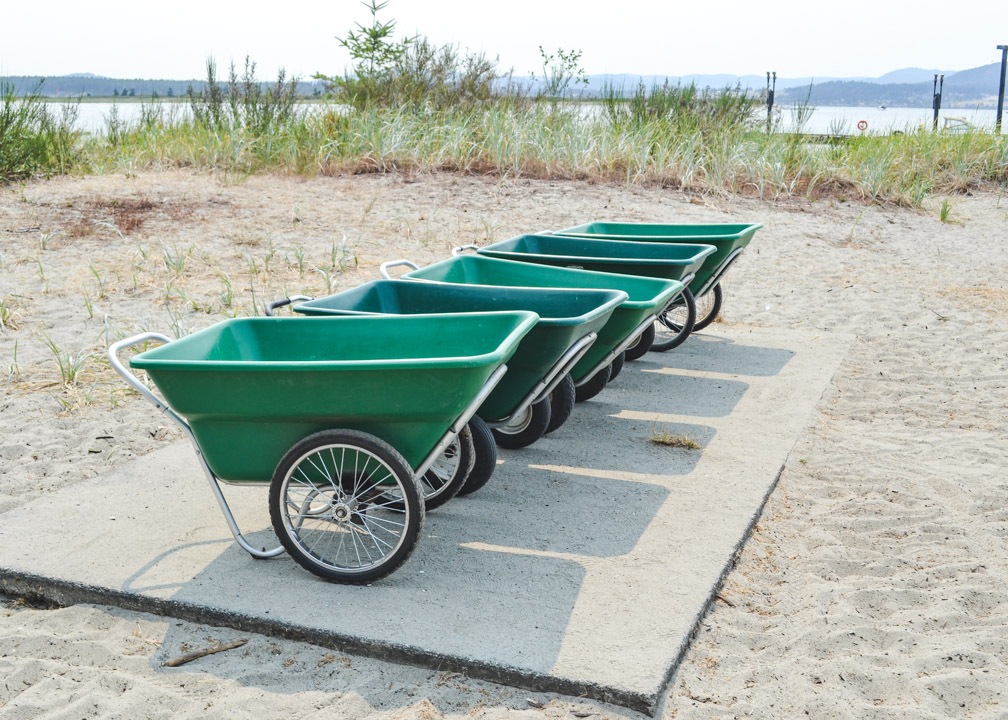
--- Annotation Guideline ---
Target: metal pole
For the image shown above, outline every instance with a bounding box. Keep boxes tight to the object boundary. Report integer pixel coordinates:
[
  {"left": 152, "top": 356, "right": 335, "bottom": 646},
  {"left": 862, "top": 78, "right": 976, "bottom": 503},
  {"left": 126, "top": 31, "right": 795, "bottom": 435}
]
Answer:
[
  {"left": 933, "top": 74, "right": 943, "bottom": 131},
  {"left": 997, "top": 45, "right": 1007, "bottom": 134},
  {"left": 766, "top": 71, "right": 776, "bottom": 133}
]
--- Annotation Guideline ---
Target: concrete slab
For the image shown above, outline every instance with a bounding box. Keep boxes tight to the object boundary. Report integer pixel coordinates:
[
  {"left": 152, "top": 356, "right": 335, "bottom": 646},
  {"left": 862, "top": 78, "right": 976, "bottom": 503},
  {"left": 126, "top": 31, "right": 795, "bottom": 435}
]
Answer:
[{"left": 0, "top": 325, "right": 850, "bottom": 714}]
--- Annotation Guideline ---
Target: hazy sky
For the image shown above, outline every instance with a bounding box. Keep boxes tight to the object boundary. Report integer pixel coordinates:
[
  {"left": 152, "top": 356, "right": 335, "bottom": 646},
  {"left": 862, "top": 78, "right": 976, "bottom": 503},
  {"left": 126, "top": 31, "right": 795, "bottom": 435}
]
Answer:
[{"left": 2, "top": 1, "right": 1006, "bottom": 81}]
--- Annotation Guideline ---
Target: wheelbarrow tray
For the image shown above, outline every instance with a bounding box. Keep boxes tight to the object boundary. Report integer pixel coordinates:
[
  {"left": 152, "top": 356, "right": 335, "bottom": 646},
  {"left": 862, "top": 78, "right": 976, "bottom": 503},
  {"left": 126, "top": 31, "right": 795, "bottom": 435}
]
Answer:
[
  {"left": 555, "top": 222, "right": 761, "bottom": 296},
  {"left": 402, "top": 256, "right": 682, "bottom": 383},
  {"left": 476, "top": 234, "right": 716, "bottom": 284},
  {"left": 130, "top": 313, "right": 538, "bottom": 482},
  {"left": 294, "top": 281, "right": 625, "bottom": 423}
]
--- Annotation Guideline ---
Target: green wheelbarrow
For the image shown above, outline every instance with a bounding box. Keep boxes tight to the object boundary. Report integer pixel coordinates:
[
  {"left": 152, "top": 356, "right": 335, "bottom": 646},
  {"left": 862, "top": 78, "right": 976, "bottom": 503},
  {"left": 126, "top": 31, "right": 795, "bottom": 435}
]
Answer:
[
  {"left": 108, "top": 312, "right": 537, "bottom": 584},
  {"left": 384, "top": 255, "right": 683, "bottom": 403},
  {"left": 468, "top": 234, "right": 716, "bottom": 353},
  {"left": 268, "top": 280, "right": 625, "bottom": 498},
  {"left": 552, "top": 222, "right": 762, "bottom": 331}
]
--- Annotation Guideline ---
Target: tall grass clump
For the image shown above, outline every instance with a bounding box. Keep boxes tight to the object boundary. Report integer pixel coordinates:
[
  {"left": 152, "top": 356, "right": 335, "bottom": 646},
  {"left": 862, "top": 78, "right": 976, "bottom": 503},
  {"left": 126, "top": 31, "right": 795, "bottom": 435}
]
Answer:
[
  {"left": 1, "top": 80, "right": 80, "bottom": 181},
  {"left": 189, "top": 57, "right": 299, "bottom": 133}
]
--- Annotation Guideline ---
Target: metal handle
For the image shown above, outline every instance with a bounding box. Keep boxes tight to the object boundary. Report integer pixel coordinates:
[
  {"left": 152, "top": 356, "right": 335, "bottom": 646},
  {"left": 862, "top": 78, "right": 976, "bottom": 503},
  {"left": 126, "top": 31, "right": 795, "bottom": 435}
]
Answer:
[
  {"left": 451, "top": 244, "right": 479, "bottom": 257},
  {"left": 108, "top": 333, "right": 191, "bottom": 433},
  {"left": 265, "top": 295, "right": 313, "bottom": 316},
  {"left": 379, "top": 259, "right": 420, "bottom": 279},
  {"left": 107, "top": 332, "right": 285, "bottom": 560}
]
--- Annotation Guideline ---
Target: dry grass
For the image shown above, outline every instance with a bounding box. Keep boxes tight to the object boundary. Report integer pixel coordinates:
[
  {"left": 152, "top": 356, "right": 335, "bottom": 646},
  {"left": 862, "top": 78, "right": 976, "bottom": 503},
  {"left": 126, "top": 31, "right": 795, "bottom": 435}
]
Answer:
[{"left": 649, "top": 425, "right": 702, "bottom": 449}]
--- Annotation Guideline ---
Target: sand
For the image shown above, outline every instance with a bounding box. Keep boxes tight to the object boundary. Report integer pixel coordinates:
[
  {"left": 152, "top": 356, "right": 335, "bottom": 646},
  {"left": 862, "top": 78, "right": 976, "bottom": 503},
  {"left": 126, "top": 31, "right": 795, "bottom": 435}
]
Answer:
[{"left": 1, "top": 170, "right": 1006, "bottom": 719}]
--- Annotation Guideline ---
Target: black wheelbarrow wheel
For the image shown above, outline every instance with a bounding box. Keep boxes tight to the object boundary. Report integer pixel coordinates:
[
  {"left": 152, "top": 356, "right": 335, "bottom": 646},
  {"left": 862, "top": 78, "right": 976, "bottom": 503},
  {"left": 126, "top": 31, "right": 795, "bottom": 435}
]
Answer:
[
  {"left": 607, "top": 350, "right": 626, "bottom": 383},
  {"left": 491, "top": 397, "right": 551, "bottom": 450},
  {"left": 624, "top": 324, "right": 655, "bottom": 362},
  {"left": 455, "top": 416, "right": 498, "bottom": 497},
  {"left": 692, "top": 283, "right": 724, "bottom": 331},
  {"left": 545, "top": 373, "right": 575, "bottom": 435},
  {"left": 574, "top": 363, "right": 611, "bottom": 403},
  {"left": 418, "top": 425, "right": 474, "bottom": 510},
  {"left": 269, "top": 429, "right": 424, "bottom": 584},
  {"left": 650, "top": 287, "right": 696, "bottom": 352}
]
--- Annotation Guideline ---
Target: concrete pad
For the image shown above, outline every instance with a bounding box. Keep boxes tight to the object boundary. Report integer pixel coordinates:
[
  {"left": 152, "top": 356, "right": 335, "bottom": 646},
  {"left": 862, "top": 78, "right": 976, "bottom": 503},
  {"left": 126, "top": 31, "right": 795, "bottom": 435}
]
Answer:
[{"left": 0, "top": 325, "right": 850, "bottom": 714}]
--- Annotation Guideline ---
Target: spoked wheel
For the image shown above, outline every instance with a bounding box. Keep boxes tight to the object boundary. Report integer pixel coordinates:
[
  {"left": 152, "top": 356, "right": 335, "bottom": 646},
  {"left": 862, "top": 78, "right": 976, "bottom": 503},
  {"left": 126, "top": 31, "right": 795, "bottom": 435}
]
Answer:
[
  {"left": 545, "top": 373, "right": 575, "bottom": 435},
  {"left": 692, "top": 283, "right": 724, "bottom": 331},
  {"left": 269, "top": 429, "right": 423, "bottom": 584},
  {"left": 607, "top": 351, "right": 626, "bottom": 383},
  {"left": 455, "top": 416, "right": 498, "bottom": 497},
  {"left": 624, "top": 324, "right": 655, "bottom": 361},
  {"left": 491, "top": 397, "right": 551, "bottom": 449},
  {"left": 416, "top": 425, "right": 474, "bottom": 510},
  {"left": 574, "top": 363, "right": 611, "bottom": 403},
  {"left": 650, "top": 287, "right": 696, "bottom": 352}
]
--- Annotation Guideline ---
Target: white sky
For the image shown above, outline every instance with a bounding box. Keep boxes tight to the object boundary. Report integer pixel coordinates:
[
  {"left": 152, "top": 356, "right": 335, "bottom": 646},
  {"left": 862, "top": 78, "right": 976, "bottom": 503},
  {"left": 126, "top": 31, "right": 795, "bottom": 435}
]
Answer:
[{"left": 2, "top": 1, "right": 1006, "bottom": 81}]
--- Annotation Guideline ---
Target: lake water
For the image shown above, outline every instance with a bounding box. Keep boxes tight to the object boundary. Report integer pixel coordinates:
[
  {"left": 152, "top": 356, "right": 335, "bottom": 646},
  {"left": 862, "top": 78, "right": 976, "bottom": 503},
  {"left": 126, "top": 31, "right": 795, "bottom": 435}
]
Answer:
[
  {"left": 51, "top": 101, "right": 1005, "bottom": 136},
  {"left": 773, "top": 105, "right": 1002, "bottom": 135}
]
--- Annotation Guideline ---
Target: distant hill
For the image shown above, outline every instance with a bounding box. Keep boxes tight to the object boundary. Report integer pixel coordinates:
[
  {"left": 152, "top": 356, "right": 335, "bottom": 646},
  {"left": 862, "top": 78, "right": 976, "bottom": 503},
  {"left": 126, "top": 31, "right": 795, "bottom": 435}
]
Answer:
[
  {"left": 3, "top": 75, "right": 325, "bottom": 98},
  {"left": 775, "top": 62, "right": 1004, "bottom": 107},
  {"left": 872, "top": 67, "right": 945, "bottom": 84},
  {"left": 5, "top": 63, "right": 1004, "bottom": 107}
]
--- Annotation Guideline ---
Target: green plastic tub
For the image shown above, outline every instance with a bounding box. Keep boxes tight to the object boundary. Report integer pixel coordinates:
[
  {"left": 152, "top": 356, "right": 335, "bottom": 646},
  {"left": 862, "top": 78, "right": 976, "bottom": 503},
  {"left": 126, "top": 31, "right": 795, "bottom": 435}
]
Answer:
[
  {"left": 130, "top": 313, "right": 537, "bottom": 482},
  {"left": 293, "top": 280, "right": 625, "bottom": 423},
  {"left": 554, "top": 222, "right": 762, "bottom": 297},
  {"left": 475, "top": 234, "right": 716, "bottom": 285},
  {"left": 401, "top": 256, "right": 682, "bottom": 383}
]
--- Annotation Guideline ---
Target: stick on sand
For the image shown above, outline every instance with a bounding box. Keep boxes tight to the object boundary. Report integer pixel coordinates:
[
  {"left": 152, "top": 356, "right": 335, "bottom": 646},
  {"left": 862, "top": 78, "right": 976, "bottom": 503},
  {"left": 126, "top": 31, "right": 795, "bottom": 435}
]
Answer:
[{"left": 162, "top": 639, "right": 248, "bottom": 667}]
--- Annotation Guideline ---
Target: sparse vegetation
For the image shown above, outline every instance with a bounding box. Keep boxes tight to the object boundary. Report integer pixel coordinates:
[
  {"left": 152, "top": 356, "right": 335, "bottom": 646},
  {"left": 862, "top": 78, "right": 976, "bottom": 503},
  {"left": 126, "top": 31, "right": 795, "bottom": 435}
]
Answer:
[
  {"left": 40, "top": 331, "right": 92, "bottom": 386},
  {"left": 649, "top": 425, "right": 702, "bottom": 449}
]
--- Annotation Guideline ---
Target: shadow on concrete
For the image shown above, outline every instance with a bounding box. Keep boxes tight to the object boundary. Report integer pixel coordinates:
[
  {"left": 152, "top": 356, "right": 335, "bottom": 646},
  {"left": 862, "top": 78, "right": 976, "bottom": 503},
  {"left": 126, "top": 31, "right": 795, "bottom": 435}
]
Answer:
[{"left": 649, "top": 333, "right": 795, "bottom": 377}]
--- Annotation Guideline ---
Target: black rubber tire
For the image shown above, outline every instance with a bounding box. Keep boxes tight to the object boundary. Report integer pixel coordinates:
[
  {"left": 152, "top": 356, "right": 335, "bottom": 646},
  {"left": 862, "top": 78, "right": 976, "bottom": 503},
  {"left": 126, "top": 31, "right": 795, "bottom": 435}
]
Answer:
[
  {"left": 417, "top": 424, "right": 474, "bottom": 510},
  {"left": 574, "top": 363, "right": 611, "bottom": 403},
  {"left": 607, "top": 351, "right": 626, "bottom": 383},
  {"left": 544, "top": 373, "right": 575, "bottom": 435},
  {"left": 491, "top": 397, "right": 551, "bottom": 449},
  {"left": 650, "top": 287, "right": 696, "bottom": 352},
  {"left": 269, "top": 429, "right": 423, "bottom": 584},
  {"left": 455, "top": 416, "right": 498, "bottom": 497},
  {"left": 692, "top": 283, "right": 724, "bottom": 331},
  {"left": 624, "top": 323, "right": 655, "bottom": 361}
]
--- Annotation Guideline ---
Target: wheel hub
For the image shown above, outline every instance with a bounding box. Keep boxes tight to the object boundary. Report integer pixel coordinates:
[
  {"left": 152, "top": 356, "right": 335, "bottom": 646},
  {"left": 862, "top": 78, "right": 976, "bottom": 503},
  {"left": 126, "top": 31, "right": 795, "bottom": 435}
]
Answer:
[
  {"left": 500, "top": 406, "right": 533, "bottom": 434},
  {"left": 331, "top": 502, "right": 355, "bottom": 524}
]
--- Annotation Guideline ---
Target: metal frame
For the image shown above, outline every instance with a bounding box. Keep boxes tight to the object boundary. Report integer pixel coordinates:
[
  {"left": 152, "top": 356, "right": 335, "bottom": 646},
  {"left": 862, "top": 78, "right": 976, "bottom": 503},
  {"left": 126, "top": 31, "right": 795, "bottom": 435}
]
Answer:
[
  {"left": 693, "top": 247, "right": 745, "bottom": 299},
  {"left": 482, "top": 332, "right": 596, "bottom": 429},
  {"left": 414, "top": 364, "right": 508, "bottom": 477},
  {"left": 108, "top": 334, "right": 286, "bottom": 560},
  {"left": 574, "top": 316, "right": 655, "bottom": 388},
  {"left": 452, "top": 244, "right": 480, "bottom": 256}
]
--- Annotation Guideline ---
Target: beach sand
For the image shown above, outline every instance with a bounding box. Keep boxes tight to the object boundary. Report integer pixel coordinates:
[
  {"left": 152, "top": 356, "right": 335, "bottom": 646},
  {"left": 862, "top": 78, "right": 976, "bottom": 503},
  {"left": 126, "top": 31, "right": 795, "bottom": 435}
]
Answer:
[{"left": 1, "top": 171, "right": 1006, "bottom": 718}]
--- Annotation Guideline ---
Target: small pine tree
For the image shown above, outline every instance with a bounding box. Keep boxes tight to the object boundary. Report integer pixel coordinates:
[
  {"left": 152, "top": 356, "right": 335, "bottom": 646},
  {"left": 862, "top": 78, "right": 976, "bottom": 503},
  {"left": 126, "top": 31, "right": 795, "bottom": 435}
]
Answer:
[
  {"left": 166, "top": 87, "right": 174, "bottom": 97},
  {"left": 113, "top": 89, "right": 119, "bottom": 96}
]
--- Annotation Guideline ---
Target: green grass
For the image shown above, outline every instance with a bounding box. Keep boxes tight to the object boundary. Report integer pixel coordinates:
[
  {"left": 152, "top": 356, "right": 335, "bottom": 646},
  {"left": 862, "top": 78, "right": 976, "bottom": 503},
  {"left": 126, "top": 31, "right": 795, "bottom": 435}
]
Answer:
[{"left": 1, "top": 80, "right": 81, "bottom": 181}]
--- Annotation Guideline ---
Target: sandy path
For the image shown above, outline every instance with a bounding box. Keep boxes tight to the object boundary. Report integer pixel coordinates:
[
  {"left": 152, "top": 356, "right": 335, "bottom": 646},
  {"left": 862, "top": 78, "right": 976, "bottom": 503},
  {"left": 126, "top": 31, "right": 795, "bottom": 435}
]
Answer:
[{"left": 1, "top": 171, "right": 1006, "bottom": 718}]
